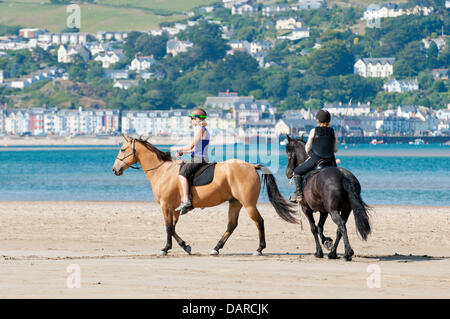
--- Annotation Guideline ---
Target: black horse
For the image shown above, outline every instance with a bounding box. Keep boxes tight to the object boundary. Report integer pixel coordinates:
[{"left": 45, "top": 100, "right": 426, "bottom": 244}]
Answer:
[{"left": 285, "top": 135, "right": 372, "bottom": 261}]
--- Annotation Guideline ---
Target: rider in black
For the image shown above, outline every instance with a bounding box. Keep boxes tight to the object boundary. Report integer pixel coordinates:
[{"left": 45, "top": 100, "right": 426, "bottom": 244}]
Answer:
[{"left": 290, "top": 109, "right": 338, "bottom": 203}]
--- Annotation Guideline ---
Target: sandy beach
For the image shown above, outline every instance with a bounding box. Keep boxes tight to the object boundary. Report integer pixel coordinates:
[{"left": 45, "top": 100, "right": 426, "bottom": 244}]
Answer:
[{"left": 0, "top": 201, "right": 448, "bottom": 299}]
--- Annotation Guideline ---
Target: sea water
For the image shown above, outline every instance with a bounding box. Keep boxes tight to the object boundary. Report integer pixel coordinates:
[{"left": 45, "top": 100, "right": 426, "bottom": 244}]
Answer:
[{"left": 0, "top": 143, "right": 449, "bottom": 206}]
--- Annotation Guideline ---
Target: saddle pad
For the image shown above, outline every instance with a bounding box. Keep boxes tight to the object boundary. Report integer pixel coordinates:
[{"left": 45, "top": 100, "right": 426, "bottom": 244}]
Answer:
[{"left": 192, "top": 162, "right": 217, "bottom": 186}]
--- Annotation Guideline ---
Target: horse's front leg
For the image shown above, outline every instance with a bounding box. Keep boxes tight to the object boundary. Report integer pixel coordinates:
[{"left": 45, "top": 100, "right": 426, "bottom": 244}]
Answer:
[
  {"left": 160, "top": 204, "right": 174, "bottom": 256},
  {"left": 172, "top": 212, "right": 191, "bottom": 255}
]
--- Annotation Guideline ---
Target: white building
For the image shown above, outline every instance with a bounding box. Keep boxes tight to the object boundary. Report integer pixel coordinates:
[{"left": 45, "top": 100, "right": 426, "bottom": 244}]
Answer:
[
  {"left": 324, "top": 102, "right": 371, "bottom": 117},
  {"left": 276, "top": 17, "right": 303, "bottom": 30},
  {"left": 396, "top": 105, "right": 417, "bottom": 119},
  {"left": 166, "top": 40, "right": 194, "bottom": 57},
  {"left": 129, "top": 56, "right": 157, "bottom": 71},
  {"left": 383, "top": 79, "right": 419, "bottom": 93},
  {"left": 250, "top": 40, "right": 273, "bottom": 54},
  {"left": 57, "top": 45, "right": 90, "bottom": 63},
  {"left": 94, "top": 50, "right": 126, "bottom": 68},
  {"left": 227, "top": 40, "right": 251, "bottom": 54},
  {"left": 363, "top": 3, "right": 433, "bottom": 20},
  {"left": 292, "top": 0, "right": 327, "bottom": 10},
  {"left": 0, "top": 70, "right": 3, "bottom": 84},
  {"left": 204, "top": 90, "right": 255, "bottom": 111},
  {"left": 86, "top": 42, "right": 112, "bottom": 56},
  {"left": 51, "top": 33, "right": 87, "bottom": 45},
  {"left": 436, "top": 108, "right": 450, "bottom": 120},
  {"left": 113, "top": 80, "right": 139, "bottom": 90},
  {"left": 121, "top": 110, "right": 188, "bottom": 135},
  {"left": 232, "top": 3, "right": 259, "bottom": 15},
  {"left": 354, "top": 58, "right": 395, "bottom": 78},
  {"left": 94, "top": 32, "right": 128, "bottom": 42},
  {"left": 262, "top": 3, "right": 289, "bottom": 16},
  {"left": 279, "top": 27, "right": 310, "bottom": 41},
  {"left": 223, "top": 0, "right": 248, "bottom": 9},
  {"left": 4, "top": 109, "right": 30, "bottom": 135}
]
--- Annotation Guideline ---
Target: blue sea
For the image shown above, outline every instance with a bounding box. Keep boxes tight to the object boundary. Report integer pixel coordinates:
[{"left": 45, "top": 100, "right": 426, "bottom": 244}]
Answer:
[{"left": 0, "top": 143, "right": 449, "bottom": 206}]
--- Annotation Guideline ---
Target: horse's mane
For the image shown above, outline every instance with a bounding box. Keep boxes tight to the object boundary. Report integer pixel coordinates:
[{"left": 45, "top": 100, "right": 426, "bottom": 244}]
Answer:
[{"left": 134, "top": 136, "right": 173, "bottom": 162}]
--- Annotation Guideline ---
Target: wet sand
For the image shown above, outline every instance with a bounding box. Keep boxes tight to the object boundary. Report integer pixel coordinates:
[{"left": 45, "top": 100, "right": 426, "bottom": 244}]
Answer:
[{"left": 0, "top": 202, "right": 449, "bottom": 298}]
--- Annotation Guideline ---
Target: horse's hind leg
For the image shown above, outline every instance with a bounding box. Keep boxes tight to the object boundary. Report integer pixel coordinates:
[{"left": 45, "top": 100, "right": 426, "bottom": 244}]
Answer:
[
  {"left": 328, "top": 209, "right": 353, "bottom": 261},
  {"left": 211, "top": 199, "right": 242, "bottom": 255},
  {"left": 317, "top": 212, "right": 333, "bottom": 251},
  {"left": 244, "top": 205, "right": 266, "bottom": 255},
  {"left": 303, "top": 206, "right": 323, "bottom": 258}
]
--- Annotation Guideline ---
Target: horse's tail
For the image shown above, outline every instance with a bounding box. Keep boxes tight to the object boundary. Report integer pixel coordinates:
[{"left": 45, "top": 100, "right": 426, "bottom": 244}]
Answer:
[
  {"left": 341, "top": 174, "right": 372, "bottom": 240},
  {"left": 254, "top": 164, "right": 300, "bottom": 224}
]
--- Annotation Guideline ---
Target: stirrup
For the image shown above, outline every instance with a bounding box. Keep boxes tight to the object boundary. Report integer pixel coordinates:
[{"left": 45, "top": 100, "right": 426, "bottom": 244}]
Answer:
[
  {"left": 289, "top": 193, "right": 304, "bottom": 204},
  {"left": 176, "top": 201, "right": 193, "bottom": 215}
]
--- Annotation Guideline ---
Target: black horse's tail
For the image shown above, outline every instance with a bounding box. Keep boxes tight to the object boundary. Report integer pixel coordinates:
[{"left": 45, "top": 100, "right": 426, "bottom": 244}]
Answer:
[
  {"left": 342, "top": 174, "right": 372, "bottom": 240},
  {"left": 255, "top": 165, "right": 300, "bottom": 224}
]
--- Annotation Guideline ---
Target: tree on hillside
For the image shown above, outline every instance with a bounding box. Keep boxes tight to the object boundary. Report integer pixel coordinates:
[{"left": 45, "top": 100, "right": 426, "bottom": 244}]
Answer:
[
  {"left": 178, "top": 20, "right": 229, "bottom": 63},
  {"left": 394, "top": 41, "right": 426, "bottom": 77},
  {"left": 123, "top": 32, "right": 168, "bottom": 60},
  {"left": 308, "top": 40, "right": 354, "bottom": 77}
]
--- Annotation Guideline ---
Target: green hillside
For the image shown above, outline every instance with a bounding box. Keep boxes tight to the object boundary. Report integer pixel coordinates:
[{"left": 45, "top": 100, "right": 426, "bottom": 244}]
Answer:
[{"left": 0, "top": 0, "right": 219, "bottom": 32}]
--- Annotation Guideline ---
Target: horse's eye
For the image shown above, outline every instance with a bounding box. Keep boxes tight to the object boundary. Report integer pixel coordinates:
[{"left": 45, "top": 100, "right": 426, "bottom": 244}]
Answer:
[{"left": 121, "top": 148, "right": 126, "bottom": 152}]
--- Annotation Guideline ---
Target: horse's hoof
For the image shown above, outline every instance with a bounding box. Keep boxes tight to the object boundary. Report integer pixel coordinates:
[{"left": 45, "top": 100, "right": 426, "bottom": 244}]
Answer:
[
  {"left": 344, "top": 249, "right": 354, "bottom": 261},
  {"left": 323, "top": 239, "right": 333, "bottom": 251},
  {"left": 210, "top": 249, "right": 219, "bottom": 255},
  {"left": 185, "top": 245, "right": 192, "bottom": 255},
  {"left": 328, "top": 252, "right": 338, "bottom": 259},
  {"left": 253, "top": 251, "right": 263, "bottom": 256},
  {"left": 315, "top": 251, "right": 324, "bottom": 258},
  {"left": 160, "top": 250, "right": 168, "bottom": 256}
]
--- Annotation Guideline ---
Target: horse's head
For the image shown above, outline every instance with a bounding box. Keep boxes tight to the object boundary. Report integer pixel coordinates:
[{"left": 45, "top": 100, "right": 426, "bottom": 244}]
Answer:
[
  {"left": 285, "top": 134, "right": 308, "bottom": 179},
  {"left": 112, "top": 135, "right": 138, "bottom": 176}
]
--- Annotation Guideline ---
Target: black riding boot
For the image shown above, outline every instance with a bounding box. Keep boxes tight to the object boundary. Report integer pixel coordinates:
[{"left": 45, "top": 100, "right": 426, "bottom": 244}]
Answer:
[{"left": 289, "top": 175, "right": 304, "bottom": 203}]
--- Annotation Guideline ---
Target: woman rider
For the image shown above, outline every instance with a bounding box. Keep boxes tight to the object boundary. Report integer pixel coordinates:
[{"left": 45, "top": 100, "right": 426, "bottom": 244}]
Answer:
[
  {"left": 170, "top": 108, "right": 210, "bottom": 215},
  {"left": 290, "top": 109, "right": 338, "bottom": 203}
]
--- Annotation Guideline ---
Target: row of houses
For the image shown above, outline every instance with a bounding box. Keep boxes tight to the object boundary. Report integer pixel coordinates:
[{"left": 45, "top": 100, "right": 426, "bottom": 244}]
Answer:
[
  {"left": 230, "top": 0, "right": 327, "bottom": 16},
  {"left": 0, "top": 107, "right": 120, "bottom": 136},
  {"left": 276, "top": 105, "right": 448, "bottom": 137},
  {"left": 1, "top": 101, "right": 449, "bottom": 137},
  {"left": 362, "top": 3, "right": 434, "bottom": 21},
  {"left": 1, "top": 67, "right": 63, "bottom": 89}
]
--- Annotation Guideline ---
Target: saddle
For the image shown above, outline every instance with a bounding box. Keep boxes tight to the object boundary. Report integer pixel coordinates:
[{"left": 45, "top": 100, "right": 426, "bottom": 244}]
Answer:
[
  {"left": 192, "top": 162, "right": 217, "bottom": 186},
  {"left": 304, "top": 159, "right": 336, "bottom": 186}
]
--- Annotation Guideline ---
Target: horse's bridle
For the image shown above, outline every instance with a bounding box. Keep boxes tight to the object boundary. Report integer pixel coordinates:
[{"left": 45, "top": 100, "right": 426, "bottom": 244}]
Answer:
[{"left": 117, "top": 139, "right": 165, "bottom": 172}]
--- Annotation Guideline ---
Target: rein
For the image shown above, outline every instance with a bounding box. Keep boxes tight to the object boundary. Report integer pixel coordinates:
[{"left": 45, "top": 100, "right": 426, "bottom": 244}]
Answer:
[{"left": 117, "top": 139, "right": 165, "bottom": 172}]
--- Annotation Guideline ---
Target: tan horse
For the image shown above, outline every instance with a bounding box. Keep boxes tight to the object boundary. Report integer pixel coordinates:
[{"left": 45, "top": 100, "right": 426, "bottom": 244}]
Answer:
[{"left": 112, "top": 135, "right": 299, "bottom": 256}]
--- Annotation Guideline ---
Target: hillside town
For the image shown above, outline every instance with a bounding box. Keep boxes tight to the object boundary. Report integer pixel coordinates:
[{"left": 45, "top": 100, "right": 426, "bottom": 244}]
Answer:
[{"left": 0, "top": 0, "right": 449, "bottom": 142}]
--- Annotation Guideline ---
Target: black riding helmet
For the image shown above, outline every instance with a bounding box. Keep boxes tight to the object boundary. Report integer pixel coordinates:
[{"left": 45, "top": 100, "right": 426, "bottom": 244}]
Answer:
[{"left": 316, "top": 109, "right": 331, "bottom": 123}]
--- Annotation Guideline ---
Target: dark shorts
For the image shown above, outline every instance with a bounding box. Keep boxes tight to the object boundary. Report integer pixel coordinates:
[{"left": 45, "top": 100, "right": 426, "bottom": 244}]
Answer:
[
  {"left": 294, "top": 154, "right": 336, "bottom": 175},
  {"left": 179, "top": 157, "right": 208, "bottom": 181}
]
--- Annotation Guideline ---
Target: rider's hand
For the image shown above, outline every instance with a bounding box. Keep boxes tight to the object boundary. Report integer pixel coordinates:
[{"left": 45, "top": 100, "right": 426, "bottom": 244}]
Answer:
[{"left": 176, "top": 151, "right": 183, "bottom": 157}]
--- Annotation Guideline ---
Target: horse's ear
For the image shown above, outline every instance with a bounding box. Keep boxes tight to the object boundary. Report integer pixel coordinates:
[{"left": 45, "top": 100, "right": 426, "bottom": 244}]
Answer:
[
  {"left": 286, "top": 135, "right": 292, "bottom": 142},
  {"left": 300, "top": 133, "right": 305, "bottom": 142},
  {"left": 122, "top": 133, "right": 130, "bottom": 142}
]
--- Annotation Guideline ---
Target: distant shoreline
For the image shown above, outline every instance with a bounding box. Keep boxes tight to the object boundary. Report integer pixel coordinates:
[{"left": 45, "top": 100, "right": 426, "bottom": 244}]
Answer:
[{"left": 0, "top": 135, "right": 238, "bottom": 146}]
